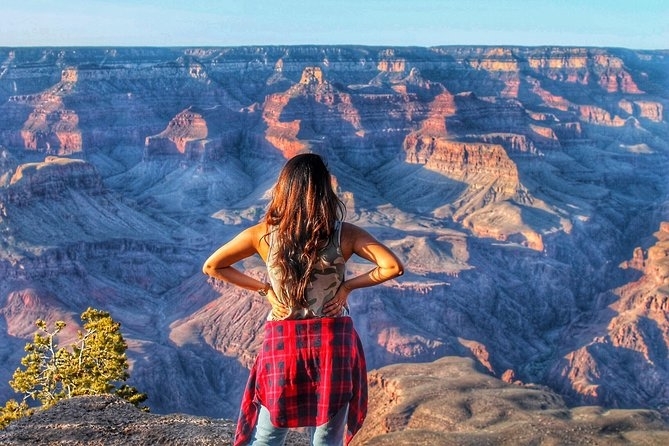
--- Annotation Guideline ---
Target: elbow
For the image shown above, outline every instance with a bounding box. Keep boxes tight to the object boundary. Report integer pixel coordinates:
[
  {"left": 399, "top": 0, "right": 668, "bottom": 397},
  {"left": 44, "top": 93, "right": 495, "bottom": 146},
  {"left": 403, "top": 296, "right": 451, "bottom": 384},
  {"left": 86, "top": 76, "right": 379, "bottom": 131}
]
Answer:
[
  {"left": 394, "top": 261, "right": 405, "bottom": 278},
  {"left": 383, "top": 260, "right": 404, "bottom": 280},
  {"left": 202, "top": 263, "right": 214, "bottom": 277},
  {"left": 203, "top": 262, "right": 229, "bottom": 278}
]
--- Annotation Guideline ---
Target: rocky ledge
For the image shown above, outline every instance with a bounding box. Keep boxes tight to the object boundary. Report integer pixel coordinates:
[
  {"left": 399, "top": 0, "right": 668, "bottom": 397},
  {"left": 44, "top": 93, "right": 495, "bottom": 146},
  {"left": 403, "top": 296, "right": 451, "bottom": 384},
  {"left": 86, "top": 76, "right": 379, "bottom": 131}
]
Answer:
[
  {"left": 0, "top": 395, "right": 307, "bottom": 446},
  {"left": 354, "top": 357, "right": 669, "bottom": 446},
  {"left": 3, "top": 357, "right": 669, "bottom": 445}
]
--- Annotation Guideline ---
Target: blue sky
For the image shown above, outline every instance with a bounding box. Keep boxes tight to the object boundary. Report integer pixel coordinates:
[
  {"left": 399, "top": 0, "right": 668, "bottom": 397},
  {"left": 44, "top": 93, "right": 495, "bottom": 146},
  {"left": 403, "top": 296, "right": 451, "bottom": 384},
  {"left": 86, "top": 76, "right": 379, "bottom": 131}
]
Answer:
[{"left": 2, "top": 0, "right": 668, "bottom": 49}]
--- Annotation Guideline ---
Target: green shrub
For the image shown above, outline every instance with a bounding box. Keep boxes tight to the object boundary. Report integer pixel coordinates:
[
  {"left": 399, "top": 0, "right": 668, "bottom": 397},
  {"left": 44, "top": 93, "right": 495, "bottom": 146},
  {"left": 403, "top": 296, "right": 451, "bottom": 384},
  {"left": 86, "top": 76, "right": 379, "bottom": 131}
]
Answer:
[{"left": 0, "top": 307, "right": 148, "bottom": 429}]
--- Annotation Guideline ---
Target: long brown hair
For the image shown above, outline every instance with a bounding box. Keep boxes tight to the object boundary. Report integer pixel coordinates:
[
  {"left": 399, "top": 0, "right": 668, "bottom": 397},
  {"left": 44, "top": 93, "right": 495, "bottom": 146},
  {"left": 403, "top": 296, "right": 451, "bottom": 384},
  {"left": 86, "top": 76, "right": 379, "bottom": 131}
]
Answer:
[{"left": 265, "top": 153, "right": 345, "bottom": 308}]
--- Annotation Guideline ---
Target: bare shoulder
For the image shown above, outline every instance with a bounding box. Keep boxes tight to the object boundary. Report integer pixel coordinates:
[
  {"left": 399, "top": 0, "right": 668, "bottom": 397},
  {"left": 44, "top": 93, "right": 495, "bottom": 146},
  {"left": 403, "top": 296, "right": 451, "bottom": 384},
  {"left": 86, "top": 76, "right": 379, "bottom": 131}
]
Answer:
[
  {"left": 249, "top": 221, "right": 271, "bottom": 253},
  {"left": 340, "top": 222, "right": 374, "bottom": 258},
  {"left": 248, "top": 221, "right": 269, "bottom": 239},
  {"left": 341, "top": 222, "right": 370, "bottom": 239}
]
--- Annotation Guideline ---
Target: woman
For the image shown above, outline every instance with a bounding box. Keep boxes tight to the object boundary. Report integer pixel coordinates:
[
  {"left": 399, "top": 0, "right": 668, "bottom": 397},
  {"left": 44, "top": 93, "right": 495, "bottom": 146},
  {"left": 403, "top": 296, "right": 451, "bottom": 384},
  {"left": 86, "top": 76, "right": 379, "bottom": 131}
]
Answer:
[{"left": 203, "top": 153, "right": 404, "bottom": 445}]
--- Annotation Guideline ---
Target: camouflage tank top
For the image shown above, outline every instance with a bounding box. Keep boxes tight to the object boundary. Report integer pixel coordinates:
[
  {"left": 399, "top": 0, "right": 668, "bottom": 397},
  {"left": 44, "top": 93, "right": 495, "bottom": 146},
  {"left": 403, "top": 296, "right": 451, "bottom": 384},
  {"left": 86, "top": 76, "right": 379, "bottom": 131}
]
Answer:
[{"left": 266, "top": 221, "right": 347, "bottom": 320}]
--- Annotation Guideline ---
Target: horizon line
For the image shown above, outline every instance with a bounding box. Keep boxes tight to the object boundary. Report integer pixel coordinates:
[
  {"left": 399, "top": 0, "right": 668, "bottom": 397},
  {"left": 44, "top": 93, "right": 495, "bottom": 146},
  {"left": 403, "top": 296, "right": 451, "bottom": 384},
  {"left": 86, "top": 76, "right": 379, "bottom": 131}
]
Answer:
[{"left": 1, "top": 43, "right": 667, "bottom": 51}]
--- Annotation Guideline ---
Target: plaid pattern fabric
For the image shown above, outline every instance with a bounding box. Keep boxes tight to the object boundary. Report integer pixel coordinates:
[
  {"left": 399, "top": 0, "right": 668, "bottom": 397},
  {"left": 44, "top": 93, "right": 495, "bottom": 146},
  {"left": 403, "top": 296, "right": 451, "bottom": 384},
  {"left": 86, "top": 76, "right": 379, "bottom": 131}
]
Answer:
[{"left": 234, "top": 316, "right": 367, "bottom": 445}]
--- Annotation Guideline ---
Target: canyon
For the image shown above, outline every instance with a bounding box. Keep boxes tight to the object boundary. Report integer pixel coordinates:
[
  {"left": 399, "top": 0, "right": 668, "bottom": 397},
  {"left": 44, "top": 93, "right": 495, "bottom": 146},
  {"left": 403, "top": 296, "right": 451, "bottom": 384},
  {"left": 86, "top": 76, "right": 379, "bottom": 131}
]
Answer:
[{"left": 0, "top": 45, "right": 668, "bottom": 439}]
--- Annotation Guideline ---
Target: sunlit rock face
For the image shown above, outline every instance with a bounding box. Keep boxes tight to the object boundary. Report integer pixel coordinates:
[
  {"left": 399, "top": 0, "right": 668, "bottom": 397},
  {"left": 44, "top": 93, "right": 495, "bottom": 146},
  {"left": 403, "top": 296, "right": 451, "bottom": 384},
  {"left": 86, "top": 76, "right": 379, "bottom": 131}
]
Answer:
[
  {"left": 352, "top": 357, "right": 669, "bottom": 445},
  {"left": 548, "top": 222, "right": 669, "bottom": 408},
  {"left": 0, "top": 46, "right": 668, "bottom": 430}
]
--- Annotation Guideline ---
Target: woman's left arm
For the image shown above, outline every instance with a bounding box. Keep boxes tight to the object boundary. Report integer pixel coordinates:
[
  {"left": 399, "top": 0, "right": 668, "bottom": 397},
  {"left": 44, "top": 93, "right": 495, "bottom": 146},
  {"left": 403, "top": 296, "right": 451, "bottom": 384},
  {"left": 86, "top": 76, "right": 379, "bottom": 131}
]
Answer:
[
  {"left": 202, "top": 224, "right": 269, "bottom": 293},
  {"left": 202, "top": 224, "right": 292, "bottom": 319}
]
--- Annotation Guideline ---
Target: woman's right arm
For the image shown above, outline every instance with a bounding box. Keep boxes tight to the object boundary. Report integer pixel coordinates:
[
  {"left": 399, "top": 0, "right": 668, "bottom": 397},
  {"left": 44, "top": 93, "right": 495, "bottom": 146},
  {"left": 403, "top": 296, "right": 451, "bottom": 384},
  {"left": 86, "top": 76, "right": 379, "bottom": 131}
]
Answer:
[{"left": 323, "top": 223, "right": 404, "bottom": 316}]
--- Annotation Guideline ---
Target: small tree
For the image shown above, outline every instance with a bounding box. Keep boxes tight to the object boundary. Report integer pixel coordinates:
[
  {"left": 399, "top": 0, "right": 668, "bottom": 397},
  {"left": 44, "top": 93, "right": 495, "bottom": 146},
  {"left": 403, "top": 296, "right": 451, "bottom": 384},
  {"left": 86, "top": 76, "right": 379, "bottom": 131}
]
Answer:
[{"left": 0, "top": 307, "right": 148, "bottom": 428}]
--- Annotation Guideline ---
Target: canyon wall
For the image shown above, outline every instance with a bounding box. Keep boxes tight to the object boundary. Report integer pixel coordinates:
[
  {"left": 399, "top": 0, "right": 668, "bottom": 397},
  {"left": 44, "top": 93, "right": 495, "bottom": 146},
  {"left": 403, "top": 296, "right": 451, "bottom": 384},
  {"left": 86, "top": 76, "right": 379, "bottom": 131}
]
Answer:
[{"left": 0, "top": 46, "right": 668, "bottom": 428}]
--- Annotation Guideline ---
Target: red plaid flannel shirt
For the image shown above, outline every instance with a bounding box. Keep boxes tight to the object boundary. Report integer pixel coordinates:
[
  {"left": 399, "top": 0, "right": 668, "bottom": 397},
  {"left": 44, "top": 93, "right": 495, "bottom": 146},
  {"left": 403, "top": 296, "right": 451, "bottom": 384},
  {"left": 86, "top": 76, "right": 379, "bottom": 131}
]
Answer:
[{"left": 234, "top": 316, "right": 367, "bottom": 445}]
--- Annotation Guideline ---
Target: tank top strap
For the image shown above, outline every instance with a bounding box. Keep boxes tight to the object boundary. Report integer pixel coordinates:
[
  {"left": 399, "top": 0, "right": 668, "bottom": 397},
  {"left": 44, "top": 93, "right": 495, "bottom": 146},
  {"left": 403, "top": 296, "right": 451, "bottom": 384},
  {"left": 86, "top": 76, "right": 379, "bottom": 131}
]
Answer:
[{"left": 334, "top": 220, "right": 342, "bottom": 247}]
